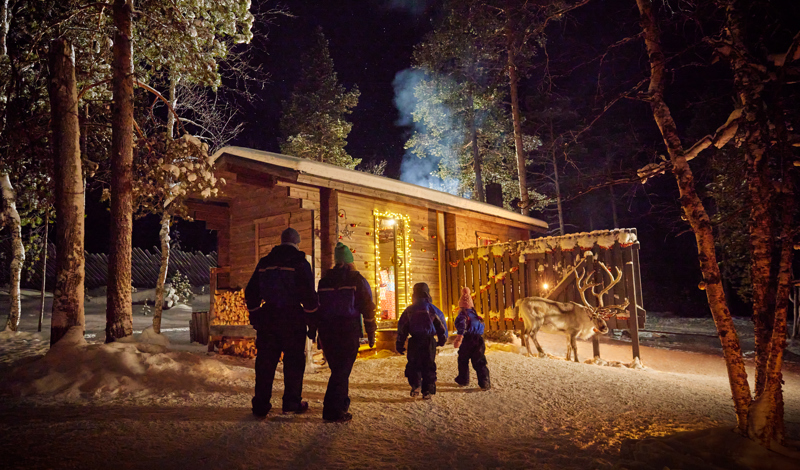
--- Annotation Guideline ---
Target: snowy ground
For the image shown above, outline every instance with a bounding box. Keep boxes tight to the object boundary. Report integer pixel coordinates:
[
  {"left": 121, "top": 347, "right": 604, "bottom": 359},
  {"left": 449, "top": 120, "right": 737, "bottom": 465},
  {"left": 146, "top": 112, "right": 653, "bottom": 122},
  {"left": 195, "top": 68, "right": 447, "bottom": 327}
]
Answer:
[{"left": 1, "top": 288, "right": 799, "bottom": 469}]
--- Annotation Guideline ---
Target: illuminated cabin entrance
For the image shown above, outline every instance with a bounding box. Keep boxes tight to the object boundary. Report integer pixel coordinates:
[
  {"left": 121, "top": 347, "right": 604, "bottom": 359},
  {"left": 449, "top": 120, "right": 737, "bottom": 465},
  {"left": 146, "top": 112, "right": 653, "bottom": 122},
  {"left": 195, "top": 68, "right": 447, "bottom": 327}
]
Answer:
[{"left": 373, "top": 210, "right": 412, "bottom": 330}]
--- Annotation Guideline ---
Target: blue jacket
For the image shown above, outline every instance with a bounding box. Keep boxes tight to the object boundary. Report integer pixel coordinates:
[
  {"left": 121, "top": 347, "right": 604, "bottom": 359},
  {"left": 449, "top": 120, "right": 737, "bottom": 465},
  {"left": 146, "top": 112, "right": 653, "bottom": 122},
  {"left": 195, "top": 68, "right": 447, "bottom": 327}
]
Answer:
[
  {"left": 244, "top": 244, "right": 318, "bottom": 330},
  {"left": 316, "top": 265, "right": 376, "bottom": 337},
  {"left": 455, "top": 308, "right": 485, "bottom": 336},
  {"left": 396, "top": 299, "right": 447, "bottom": 349}
]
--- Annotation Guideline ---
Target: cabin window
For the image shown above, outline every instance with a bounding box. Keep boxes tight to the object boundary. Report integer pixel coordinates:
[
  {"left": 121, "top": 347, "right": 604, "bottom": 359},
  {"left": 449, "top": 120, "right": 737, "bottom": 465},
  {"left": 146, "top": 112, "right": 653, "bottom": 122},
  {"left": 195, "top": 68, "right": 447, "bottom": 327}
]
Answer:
[{"left": 373, "top": 210, "right": 412, "bottom": 330}]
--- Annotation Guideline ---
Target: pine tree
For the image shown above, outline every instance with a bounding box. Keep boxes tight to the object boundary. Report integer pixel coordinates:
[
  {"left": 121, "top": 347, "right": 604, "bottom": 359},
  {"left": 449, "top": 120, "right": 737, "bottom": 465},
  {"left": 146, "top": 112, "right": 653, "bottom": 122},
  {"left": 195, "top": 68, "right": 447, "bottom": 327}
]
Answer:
[
  {"left": 280, "top": 27, "right": 360, "bottom": 169},
  {"left": 406, "top": 4, "right": 547, "bottom": 210}
]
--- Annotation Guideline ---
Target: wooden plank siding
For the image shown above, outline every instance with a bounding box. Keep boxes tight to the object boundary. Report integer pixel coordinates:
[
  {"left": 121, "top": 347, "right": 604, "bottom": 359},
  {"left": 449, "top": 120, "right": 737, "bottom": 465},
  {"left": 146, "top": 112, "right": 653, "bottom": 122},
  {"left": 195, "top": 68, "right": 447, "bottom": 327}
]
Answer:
[
  {"left": 221, "top": 181, "right": 319, "bottom": 288},
  {"left": 336, "top": 192, "right": 443, "bottom": 313}
]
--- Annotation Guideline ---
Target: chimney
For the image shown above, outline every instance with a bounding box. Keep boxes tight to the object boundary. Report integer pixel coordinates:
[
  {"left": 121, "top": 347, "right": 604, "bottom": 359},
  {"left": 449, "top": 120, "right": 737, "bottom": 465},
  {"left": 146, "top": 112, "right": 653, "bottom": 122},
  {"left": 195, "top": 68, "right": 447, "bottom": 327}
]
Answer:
[{"left": 485, "top": 183, "right": 503, "bottom": 208}]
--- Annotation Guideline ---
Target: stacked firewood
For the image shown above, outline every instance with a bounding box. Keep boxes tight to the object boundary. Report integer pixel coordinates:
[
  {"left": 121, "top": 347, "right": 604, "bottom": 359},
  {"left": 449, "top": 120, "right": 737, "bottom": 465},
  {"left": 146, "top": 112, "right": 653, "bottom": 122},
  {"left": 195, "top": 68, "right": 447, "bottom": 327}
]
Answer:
[
  {"left": 218, "top": 337, "right": 257, "bottom": 358},
  {"left": 211, "top": 289, "right": 250, "bottom": 325}
]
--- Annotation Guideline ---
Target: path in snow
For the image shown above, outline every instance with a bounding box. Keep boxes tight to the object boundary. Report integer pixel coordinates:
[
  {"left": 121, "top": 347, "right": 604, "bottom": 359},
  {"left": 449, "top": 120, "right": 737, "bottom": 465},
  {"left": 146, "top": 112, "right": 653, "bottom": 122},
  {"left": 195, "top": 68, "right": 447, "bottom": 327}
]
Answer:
[
  {"left": 1, "top": 330, "right": 798, "bottom": 469},
  {"left": 2, "top": 288, "right": 800, "bottom": 468}
]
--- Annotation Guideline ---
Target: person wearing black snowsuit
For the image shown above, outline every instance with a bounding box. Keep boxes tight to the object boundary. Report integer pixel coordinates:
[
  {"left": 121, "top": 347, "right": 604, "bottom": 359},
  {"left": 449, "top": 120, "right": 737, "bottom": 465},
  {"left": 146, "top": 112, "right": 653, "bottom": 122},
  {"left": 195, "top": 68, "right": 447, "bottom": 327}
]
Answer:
[
  {"left": 396, "top": 283, "right": 447, "bottom": 399},
  {"left": 453, "top": 287, "right": 491, "bottom": 390},
  {"left": 315, "top": 242, "right": 377, "bottom": 423},
  {"left": 244, "top": 228, "right": 318, "bottom": 417}
]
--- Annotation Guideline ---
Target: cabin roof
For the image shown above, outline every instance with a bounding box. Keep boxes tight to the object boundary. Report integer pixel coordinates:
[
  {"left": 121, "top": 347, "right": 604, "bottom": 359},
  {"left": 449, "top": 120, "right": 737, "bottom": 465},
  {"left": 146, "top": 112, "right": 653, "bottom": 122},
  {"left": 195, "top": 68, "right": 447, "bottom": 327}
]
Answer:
[{"left": 212, "top": 146, "right": 548, "bottom": 230}]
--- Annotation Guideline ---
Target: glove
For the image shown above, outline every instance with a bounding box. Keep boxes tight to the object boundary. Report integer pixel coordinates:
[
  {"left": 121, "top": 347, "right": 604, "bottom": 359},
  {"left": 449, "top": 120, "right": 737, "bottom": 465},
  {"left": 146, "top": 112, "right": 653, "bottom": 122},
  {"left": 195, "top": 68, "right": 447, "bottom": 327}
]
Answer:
[
  {"left": 437, "top": 337, "right": 446, "bottom": 347},
  {"left": 368, "top": 330, "right": 376, "bottom": 348},
  {"left": 307, "top": 327, "right": 317, "bottom": 343},
  {"left": 453, "top": 335, "right": 463, "bottom": 349},
  {"left": 396, "top": 345, "right": 405, "bottom": 355}
]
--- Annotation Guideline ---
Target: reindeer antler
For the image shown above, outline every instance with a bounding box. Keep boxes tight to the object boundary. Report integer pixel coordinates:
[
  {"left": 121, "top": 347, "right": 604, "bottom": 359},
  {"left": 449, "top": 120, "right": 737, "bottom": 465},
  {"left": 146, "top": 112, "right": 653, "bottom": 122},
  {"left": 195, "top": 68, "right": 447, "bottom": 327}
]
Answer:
[
  {"left": 575, "top": 268, "right": 602, "bottom": 314},
  {"left": 591, "top": 262, "right": 623, "bottom": 301}
]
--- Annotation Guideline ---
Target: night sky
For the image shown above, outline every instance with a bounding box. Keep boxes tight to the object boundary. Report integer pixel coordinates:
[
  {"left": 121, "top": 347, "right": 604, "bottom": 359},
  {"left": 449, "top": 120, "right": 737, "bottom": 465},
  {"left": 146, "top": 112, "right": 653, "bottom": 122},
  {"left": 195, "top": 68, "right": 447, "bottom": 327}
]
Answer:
[{"left": 234, "top": 0, "right": 437, "bottom": 178}]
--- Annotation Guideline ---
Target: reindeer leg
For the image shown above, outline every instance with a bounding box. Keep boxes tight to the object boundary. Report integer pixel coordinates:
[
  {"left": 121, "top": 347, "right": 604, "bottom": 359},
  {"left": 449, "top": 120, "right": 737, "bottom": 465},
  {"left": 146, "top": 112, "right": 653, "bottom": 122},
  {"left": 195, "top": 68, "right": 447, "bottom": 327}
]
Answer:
[
  {"left": 531, "top": 331, "right": 546, "bottom": 357},
  {"left": 523, "top": 331, "right": 536, "bottom": 357},
  {"left": 565, "top": 337, "right": 572, "bottom": 361},
  {"left": 570, "top": 334, "right": 580, "bottom": 363}
]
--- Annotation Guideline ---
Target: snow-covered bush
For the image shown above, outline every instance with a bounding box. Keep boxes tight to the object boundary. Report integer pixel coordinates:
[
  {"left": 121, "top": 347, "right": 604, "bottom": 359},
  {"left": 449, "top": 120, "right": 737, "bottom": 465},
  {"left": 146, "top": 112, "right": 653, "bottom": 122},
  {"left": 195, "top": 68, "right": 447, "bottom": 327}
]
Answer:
[{"left": 170, "top": 271, "right": 194, "bottom": 304}]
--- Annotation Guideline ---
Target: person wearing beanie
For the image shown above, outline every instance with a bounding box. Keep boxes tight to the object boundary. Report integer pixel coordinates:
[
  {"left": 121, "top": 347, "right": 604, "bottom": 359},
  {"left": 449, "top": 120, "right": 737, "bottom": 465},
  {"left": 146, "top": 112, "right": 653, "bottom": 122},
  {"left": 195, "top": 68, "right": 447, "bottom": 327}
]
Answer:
[
  {"left": 315, "top": 242, "right": 376, "bottom": 423},
  {"left": 453, "top": 287, "right": 490, "bottom": 390},
  {"left": 395, "top": 282, "right": 448, "bottom": 399},
  {"left": 244, "top": 227, "right": 319, "bottom": 417}
]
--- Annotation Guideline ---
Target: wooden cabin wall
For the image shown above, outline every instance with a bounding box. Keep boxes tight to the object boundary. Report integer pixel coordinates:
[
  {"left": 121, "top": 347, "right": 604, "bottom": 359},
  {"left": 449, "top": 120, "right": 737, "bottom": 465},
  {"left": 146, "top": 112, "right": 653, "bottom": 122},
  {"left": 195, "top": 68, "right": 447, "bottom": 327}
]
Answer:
[
  {"left": 337, "top": 193, "right": 441, "bottom": 309},
  {"left": 449, "top": 214, "right": 529, "bottom": 250},
  {"left": 226, "top": 182, "right": 318, "bottom": 289}
]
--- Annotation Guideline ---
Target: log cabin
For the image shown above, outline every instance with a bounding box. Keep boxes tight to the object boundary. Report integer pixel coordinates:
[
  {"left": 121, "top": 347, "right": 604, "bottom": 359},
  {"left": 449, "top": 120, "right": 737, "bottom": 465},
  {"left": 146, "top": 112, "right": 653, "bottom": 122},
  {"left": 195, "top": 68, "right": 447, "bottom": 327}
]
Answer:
[{"left": 188, "top": 146, "right": 547, "bottom": 346}]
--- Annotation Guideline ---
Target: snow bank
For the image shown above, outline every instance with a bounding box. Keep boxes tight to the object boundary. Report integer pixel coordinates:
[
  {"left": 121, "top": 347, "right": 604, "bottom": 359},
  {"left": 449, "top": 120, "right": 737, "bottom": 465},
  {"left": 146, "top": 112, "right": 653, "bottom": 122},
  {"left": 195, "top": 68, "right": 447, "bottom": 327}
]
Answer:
[{"left": 4, "top": 326, "right": 252, "bottom": 401}]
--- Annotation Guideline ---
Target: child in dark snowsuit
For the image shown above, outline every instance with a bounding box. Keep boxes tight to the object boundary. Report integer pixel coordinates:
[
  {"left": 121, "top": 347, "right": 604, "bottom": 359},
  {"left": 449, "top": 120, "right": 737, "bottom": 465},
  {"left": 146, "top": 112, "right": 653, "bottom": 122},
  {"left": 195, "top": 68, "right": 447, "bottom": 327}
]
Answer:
[
  {"left": 453, "top": 287, "right": 491, "bottom": 390},
  {"left": 396, "top": 283, "right": 448, "bottom": 399}
]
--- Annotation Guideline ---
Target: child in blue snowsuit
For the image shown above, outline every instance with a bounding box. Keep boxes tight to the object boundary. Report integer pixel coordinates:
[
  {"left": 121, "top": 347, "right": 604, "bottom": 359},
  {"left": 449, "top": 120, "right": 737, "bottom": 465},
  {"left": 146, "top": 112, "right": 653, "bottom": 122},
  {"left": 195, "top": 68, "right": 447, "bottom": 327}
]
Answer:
[
  {"left": 453, "top": 287, "right": 491, "bottom": 390},
  {"left": 396, "top": 282, "right": 448, "bottom": 399}
]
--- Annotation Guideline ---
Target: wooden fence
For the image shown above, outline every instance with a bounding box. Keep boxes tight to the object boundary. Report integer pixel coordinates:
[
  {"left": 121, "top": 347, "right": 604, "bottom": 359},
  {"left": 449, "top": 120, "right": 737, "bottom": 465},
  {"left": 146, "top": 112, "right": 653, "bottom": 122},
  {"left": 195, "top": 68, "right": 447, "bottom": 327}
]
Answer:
[
  {"left": 444, "top": 229, "right": 646, "bottom": 358},
  {"left": 1, "top": 241, "right": 217, "bottom": 289}
]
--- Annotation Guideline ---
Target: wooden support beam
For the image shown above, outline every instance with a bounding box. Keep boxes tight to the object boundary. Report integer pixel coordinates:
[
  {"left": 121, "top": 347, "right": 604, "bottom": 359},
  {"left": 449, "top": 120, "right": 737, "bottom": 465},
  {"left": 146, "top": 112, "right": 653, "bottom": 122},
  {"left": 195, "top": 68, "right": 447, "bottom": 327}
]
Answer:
[{"left": 320, "top": 188, "right": 338, "bottom": 276}]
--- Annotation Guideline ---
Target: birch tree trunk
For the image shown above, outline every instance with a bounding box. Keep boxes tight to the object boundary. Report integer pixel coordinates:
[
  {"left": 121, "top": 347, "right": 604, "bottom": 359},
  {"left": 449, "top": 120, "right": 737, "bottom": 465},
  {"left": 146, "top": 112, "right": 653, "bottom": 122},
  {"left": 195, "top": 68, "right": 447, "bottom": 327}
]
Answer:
[
  {"left": 48, "top": 38, "right": 86, "bottom": 346},
  {"left": 1, "top": 173, "right": 24, "bottom": 331},
  {"left": 553, "top": 150, "right": 564, "bottom": 236},
  {"left": 38, "top": 213, "right": 48, "bottom": 332},
  {"left": 634, "top": 0, "right": 752, "bottom": 433},
  {"left": 723, "top": 2, "right": 796, "bottom": 446},
  {"left": 0, "top": 0, "right": 8, "bottom": 57},
  {"left": 152, "top": 212, "right": 171, "bottom": 334},
  {"left": 507, "top": 49, "right": 529, "bottom": 216},
  {"left": 166, "top": 74, "right": 178, "bottom": 141},
  {"left": 106, "top": 0, "right": 134, "bottom": 342},
  {"left": 467, "top": 93, "right": 484, "bottom": 202}
]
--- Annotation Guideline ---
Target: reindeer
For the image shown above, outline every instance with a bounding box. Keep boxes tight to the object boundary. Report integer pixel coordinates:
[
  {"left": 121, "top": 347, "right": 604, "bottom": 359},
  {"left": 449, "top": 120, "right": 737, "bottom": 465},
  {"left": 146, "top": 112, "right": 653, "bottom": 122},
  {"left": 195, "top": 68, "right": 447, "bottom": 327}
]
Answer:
[{"left": 515, "top": 262, "right": 630, "bottom": 362}]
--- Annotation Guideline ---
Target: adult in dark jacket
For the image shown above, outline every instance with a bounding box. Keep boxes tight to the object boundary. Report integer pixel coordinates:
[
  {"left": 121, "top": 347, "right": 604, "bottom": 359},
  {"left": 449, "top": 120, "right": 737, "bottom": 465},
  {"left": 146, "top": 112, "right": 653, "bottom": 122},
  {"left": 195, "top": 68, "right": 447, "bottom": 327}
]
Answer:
[
  {"left": 244, "top": 227, "right": 318, "bottom": 417},
  {"left": 396, "top": 283, "right": 447, "bottom": 399},
  {"left": 453, "top": 287, "right": 491, "bottom": 390},
  {"left": 315, "top": 242, "right": 376, "bottom": 423}
]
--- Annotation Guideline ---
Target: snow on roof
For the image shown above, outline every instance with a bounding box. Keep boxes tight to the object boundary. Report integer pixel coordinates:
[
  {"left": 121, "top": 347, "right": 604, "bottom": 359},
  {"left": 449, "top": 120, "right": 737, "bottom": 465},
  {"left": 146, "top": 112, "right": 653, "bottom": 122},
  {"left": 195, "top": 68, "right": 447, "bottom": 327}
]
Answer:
[
  {"left": 471, "top": 228, "right": 639, "bottom": 262},
  {"left": 211, "top": 146, "right": 548, "bottom": 229}
]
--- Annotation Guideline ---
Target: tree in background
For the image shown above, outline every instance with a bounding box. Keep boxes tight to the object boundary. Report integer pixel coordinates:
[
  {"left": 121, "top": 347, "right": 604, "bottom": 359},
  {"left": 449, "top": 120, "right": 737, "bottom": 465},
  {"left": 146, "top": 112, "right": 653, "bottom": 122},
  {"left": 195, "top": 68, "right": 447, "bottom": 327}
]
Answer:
[
  {"left": 406, "top": 3, "right": 548, "bottom": 210},
  {"left": 463, "top": 0, "right": 591, "bottom": 215},
  {"left": 280, "top": 27, "right": 360, "bottom": 169}
]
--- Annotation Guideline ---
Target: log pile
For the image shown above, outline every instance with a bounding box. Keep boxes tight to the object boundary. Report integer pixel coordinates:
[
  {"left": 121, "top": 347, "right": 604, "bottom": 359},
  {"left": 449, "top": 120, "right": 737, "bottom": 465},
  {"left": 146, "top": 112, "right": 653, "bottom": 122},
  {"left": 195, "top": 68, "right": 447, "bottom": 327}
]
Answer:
[
  {"left": 211, "top": 289, "right": 250, "bottom": 325},
  {"left": 218, "top": 337, "right": 257, "bottom": 358}
]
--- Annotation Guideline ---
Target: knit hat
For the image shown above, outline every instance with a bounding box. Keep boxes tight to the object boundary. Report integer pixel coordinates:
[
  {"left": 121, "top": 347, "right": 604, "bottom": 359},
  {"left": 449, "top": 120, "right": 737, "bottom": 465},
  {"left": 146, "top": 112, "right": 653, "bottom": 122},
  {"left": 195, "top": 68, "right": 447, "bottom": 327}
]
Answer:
[
  {"left": 412, "top": 282, "right": 431, "bottom": 302},
  {"left": 458, "top": 287, "right": 474, "bottom": 309},
  {"left": 281, "top": 227, "right": 301, "bottom": 246},
  {"left": 334, "top": 242, "right": 354, "bottom": 264}
]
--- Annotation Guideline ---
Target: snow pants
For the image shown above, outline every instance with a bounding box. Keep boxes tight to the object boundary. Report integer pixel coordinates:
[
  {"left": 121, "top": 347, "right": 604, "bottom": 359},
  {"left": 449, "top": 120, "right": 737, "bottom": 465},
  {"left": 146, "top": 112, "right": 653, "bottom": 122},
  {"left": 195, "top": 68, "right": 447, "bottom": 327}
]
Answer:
[
  {"left": 455, "top": 334, "right": 490, "bottom": 388},
  {"left": 252, "top": 325, "right": 306, "bottom": 414},
  {"left": 405, "top": 334, "right": 437, "bottom": 395},
  {"left": 319, "top": 329, "right": 360, "bottom": 421}
]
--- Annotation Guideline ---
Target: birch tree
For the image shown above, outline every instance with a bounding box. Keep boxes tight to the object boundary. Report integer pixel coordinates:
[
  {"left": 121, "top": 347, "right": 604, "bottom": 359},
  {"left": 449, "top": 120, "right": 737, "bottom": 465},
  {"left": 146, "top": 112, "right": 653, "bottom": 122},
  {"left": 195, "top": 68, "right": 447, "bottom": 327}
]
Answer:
[
  {"left": 131, "top": 134, "right": 221, "bottom": 334},
  {"left": 0, "top": 1, "right": 57, "bottom": 332},
  {"left": 634, "top": 0, "right": 799, "bottom": 449}
]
